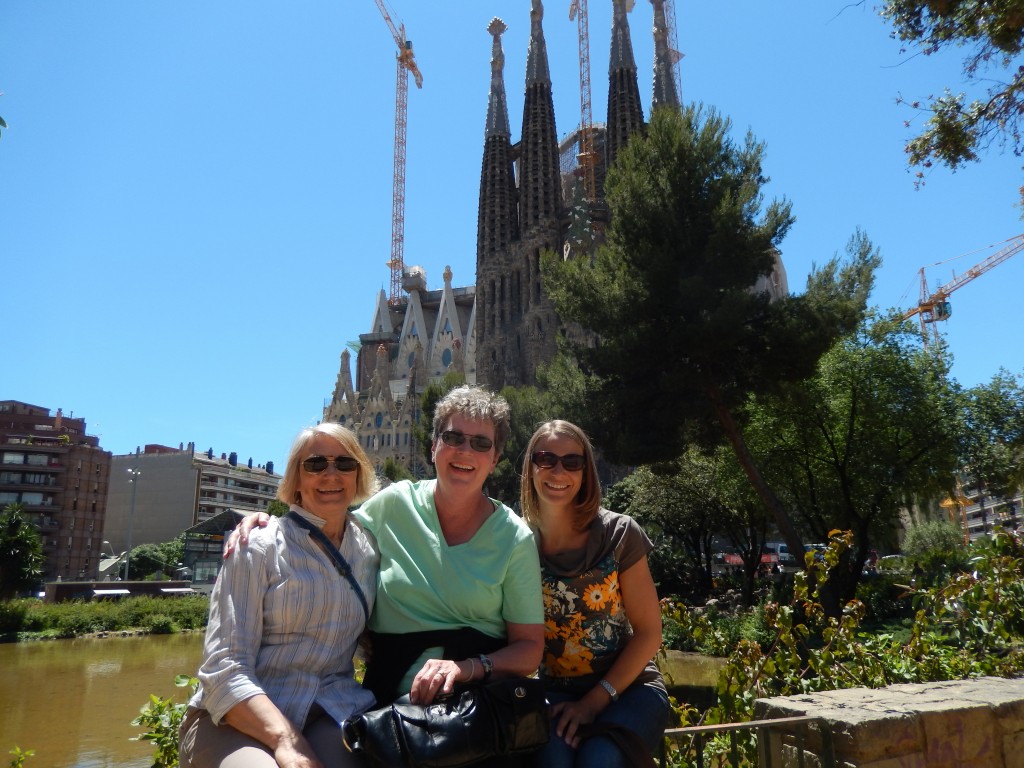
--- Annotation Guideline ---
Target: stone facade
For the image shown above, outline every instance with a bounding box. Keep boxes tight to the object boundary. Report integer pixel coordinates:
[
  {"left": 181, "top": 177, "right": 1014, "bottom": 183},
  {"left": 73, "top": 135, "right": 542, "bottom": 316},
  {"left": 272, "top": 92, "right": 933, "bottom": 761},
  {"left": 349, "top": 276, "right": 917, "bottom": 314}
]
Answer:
[{"left": 754, "top": 677, "right": 1024, "bottom": 768}]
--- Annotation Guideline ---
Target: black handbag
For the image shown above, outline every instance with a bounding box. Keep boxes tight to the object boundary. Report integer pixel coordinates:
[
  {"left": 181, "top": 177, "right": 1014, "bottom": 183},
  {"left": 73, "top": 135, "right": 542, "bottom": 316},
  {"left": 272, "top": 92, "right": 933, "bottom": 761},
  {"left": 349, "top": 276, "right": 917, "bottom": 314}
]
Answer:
[{"left": 341, "top": 676, "right": 549, "bottom": 768}]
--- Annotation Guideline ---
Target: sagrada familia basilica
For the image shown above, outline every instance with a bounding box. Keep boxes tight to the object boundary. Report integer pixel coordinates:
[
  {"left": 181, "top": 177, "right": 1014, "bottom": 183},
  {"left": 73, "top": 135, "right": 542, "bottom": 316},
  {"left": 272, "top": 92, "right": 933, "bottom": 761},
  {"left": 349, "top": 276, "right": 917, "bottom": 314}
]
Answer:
[{"left": 322, "top": 0, "right": 788, "bottom": 476}]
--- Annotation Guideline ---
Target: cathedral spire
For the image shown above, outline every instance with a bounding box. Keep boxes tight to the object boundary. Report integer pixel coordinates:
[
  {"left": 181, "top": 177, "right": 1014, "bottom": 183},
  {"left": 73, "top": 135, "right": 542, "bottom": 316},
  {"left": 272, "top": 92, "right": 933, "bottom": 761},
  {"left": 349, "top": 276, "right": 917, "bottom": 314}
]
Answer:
[
  {"left": 477, "top": 18, "right": 519, "bottom": 259},
  {"left": 519, "top": 0, "right": 561, "bottom": 230},
  {"left": 650, "top": 0, "right": 680, "bottom": 110},
  {"left": 606, "top": 0, "right": 645, "bottom": 168},
  {"left": 485, "top": 18, "right": 511, "bottom": 139}
]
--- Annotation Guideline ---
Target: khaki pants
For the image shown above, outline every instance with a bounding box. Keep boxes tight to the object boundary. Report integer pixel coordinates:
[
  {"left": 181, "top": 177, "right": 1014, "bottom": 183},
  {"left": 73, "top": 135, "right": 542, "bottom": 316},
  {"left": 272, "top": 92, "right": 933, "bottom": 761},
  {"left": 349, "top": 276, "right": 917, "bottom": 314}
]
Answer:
[{"left": 178, "top": 706, "right": 366, "bottom": 768}]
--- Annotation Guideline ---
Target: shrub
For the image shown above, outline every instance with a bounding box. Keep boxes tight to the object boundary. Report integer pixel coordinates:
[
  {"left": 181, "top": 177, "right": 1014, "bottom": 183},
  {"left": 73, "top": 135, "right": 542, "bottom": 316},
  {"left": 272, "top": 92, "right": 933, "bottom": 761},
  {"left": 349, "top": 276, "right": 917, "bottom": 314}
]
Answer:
[
  {"left": 132, "top": 675, "right": 198, "bottom": 768},
  {"left": 143, "top": 614, "right": 178, "bottom": 634},
  {"left": 0, "top": 601, "right": 30, "bottom": 634}
]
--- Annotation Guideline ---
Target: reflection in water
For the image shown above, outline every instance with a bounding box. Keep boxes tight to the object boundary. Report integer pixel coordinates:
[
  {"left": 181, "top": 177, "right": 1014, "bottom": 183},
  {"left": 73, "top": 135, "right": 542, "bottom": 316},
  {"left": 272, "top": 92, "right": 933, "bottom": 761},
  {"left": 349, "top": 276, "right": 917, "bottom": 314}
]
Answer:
[{"left": 0, "top": 633, "right": 203, "bottom": 768}]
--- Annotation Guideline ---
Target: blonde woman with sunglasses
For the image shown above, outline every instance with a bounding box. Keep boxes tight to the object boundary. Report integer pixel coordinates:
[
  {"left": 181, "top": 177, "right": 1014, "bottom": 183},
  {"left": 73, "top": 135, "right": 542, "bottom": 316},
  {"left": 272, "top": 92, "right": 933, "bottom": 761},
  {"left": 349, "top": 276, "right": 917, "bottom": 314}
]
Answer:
[
  {"left": 181, "top": 424, "right": 379, "bottom": 768},
  {"left": 520, "top": 420, "right": 669, "bottom": 768},
  {"left": 225, "top": 386, "right": 544, "bottom": 723}
]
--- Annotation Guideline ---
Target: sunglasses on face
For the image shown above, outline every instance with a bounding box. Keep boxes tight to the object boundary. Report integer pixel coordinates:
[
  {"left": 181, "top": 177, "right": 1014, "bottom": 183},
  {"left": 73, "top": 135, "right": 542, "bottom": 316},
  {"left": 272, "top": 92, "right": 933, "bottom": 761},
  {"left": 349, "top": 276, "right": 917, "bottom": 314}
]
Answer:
[
  {"left": 439, "top": 430, "right": 494, "bottom": 453},
  {"left": 531, "top": 451, "right": 587, "bottom": 472},
  {"left": 301, "top": 455, "right": 359, "bottom": 474}
]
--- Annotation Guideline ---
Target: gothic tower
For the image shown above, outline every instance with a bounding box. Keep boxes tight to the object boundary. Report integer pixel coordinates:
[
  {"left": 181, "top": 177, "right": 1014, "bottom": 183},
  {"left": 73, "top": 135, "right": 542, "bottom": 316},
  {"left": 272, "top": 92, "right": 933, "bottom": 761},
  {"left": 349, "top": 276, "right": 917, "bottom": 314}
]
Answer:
[
  {"left": 476, "top": 0, "right": 562, "bottom": 390},
  {"left": 606, "top": 0, "right": 645, "bottom": 169}
]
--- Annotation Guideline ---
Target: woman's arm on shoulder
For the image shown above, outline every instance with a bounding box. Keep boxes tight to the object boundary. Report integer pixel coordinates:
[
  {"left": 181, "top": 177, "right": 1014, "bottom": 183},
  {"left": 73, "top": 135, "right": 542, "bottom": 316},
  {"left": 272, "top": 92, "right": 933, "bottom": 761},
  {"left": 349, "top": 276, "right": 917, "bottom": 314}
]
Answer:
[{"left": 223, "top": 511, "right": 273, "bottom": 557}]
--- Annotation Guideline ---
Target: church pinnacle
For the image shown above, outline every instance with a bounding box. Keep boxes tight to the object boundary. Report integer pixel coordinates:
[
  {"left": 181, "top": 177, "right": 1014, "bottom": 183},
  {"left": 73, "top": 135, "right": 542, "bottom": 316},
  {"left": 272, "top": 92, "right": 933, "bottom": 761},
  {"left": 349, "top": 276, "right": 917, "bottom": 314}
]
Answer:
[{"left": 606, "top": 0, "right": 645, "bottom": 168}]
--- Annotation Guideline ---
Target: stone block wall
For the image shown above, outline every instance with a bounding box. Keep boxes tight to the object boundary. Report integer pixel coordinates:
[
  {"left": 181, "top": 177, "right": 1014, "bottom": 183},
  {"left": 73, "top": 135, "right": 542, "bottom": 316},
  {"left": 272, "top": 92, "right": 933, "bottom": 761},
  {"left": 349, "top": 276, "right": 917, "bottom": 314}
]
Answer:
[{"left": 753, "top": 677, "right": 1024, "bottom": 768}]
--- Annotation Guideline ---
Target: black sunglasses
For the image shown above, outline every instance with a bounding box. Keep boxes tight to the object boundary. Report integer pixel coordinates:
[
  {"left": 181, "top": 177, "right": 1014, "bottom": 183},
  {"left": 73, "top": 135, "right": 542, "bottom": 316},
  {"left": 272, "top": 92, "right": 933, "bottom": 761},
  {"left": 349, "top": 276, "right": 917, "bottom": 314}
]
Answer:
[
  {"left": 531, "top": 451, "right": 587, "bottom": 472},
  {"left": 439, "top": 430, "right": 494, "bottom": 453},
  {"left": 301, "top": 455, "right": 359, "bottom": 474}
]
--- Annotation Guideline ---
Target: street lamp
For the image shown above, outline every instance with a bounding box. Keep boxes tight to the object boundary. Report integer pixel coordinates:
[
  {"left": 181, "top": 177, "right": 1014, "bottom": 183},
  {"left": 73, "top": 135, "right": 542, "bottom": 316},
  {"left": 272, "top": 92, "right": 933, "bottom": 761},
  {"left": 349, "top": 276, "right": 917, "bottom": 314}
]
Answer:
[{"left": 124, "top": 464, "right": 141, "bottom": 581}]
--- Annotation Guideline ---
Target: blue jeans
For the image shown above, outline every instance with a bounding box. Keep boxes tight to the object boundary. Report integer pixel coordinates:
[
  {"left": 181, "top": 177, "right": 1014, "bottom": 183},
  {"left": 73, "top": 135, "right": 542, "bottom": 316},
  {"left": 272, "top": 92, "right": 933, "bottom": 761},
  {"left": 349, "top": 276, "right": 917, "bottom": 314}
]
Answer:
[{"left": 538, "top": 684, "right": 671, "bottom": 768}]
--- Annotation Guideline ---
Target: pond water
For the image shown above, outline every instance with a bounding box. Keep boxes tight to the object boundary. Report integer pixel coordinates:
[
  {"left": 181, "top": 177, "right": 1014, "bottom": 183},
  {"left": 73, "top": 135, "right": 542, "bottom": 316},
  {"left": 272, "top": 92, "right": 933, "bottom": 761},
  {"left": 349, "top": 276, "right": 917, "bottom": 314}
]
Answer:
[{"left": 0, "top": 633, "right": 204, "bottom": 767}]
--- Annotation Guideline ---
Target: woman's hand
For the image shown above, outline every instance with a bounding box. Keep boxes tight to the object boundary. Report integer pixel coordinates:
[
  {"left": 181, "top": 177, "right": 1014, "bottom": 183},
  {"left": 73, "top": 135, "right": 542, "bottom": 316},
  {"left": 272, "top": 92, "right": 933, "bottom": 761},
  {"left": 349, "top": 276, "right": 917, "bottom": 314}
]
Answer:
[
  {"left": 549, "top": 695, "right": 604, "bottom": 748},
  {"left": 408, "top": 658, "right": 472, "bottom": 704},
  {"left": 222, "top": 511, "right": 272, "bottom": 557}
]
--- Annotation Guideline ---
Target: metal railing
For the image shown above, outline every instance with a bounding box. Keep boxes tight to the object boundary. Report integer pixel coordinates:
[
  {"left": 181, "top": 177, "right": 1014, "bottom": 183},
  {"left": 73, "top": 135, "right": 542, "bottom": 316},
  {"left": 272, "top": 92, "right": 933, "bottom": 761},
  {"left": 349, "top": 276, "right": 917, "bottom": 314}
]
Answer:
[{"left": 661, "top": 715, "right": 835, "bottom": 768}]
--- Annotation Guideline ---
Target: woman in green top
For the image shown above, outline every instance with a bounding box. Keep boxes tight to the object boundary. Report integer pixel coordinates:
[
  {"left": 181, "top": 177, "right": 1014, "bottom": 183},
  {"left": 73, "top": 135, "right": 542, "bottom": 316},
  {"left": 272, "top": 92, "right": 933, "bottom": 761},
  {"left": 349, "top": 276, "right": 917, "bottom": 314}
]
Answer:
[{"left": 229, "top": 386, "right": 544, "bottom": 707}]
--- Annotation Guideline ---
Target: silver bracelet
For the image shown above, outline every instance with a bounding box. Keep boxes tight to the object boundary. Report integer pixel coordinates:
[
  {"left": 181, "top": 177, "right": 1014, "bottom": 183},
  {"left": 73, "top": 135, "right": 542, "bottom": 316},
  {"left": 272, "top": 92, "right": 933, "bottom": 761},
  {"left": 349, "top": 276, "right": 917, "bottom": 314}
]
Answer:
[
  {"left": 465, "top": 657, "right": 477, "bottom": 682},
  {"left": 598, "top": 678, "right": 619, "bottom": 702}
]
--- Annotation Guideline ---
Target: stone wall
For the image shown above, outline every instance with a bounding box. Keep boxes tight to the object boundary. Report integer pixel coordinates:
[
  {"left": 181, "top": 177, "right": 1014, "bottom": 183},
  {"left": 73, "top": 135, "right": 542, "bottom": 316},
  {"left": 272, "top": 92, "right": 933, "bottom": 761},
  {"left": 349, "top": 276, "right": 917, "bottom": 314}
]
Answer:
[{"left": 754, "top": 677, "right": 1024, "bottom": 768}]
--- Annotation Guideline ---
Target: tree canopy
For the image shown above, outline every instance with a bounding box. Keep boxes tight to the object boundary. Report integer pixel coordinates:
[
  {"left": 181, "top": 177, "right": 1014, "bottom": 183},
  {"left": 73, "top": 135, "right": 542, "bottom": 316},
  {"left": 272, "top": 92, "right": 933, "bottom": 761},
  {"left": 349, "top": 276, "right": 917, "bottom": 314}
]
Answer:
[
  {"left": 878, "top": 0, "right": 1024, "bottom": 205},
  {"left": 0, "top": 503, "right": 44, "bottom": 599},
  {"left": 543, "top": 105, "right": 879, "bottom": 562}
]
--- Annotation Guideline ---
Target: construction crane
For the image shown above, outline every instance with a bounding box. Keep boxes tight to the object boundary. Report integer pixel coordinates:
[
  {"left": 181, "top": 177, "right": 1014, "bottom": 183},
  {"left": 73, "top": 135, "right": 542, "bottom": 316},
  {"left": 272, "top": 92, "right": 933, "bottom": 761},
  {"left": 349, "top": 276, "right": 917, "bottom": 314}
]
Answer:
[
  {"left": 662, "top": 0, "right": 684, "bottom": 105},
  {"left": 902, "top": 234, "right": 1024, "bottom": 346},
  {"left": 569, "top": 0, "right": 597, "bottom": 202},
  {"left": 374, "top": 0, "right": 423, "bottom": 307}
]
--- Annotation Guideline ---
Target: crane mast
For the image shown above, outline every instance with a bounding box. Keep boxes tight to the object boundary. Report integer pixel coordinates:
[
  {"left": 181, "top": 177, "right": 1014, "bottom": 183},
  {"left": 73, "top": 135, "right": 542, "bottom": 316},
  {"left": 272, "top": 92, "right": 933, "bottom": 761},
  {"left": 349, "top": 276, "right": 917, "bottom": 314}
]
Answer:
[
  {"left": 903, "top": 234, "right": 1024, "bottom": 345},
  {"left": 569, "top": 0, "right": 597, "bottom": 202},
  {"left": 374, "top": 0, "right": 423, "bottom": 307},
  {"left": 663, "top": 0, "right": 683, "bottom": 105}
]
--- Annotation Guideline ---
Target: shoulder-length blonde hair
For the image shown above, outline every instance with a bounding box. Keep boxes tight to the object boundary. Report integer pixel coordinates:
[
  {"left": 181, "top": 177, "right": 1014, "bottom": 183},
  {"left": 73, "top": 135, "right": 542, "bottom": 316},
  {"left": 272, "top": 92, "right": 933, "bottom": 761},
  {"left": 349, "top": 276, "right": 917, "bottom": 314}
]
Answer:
[
  {"left": 519, "top": 420, "right": 602, "bottom": 532},
  {"left": 277, "top": 423, "right": 379, "bottom": 508}
]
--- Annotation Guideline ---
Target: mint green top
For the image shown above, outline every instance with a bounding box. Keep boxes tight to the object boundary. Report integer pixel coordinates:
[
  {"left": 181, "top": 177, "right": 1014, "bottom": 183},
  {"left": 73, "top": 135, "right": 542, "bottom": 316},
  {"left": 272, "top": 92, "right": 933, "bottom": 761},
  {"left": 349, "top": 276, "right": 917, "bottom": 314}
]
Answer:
[{"left": 353, "top": 479, "right": 543, "bottom": 692}]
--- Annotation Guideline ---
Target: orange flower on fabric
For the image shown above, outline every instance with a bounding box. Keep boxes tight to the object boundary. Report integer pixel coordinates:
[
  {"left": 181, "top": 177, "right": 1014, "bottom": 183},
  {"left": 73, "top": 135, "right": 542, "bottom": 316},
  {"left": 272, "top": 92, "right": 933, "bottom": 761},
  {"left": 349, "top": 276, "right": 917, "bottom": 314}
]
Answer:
[{"left": 582, "top": 581, "right": 609, "bottom": 611}]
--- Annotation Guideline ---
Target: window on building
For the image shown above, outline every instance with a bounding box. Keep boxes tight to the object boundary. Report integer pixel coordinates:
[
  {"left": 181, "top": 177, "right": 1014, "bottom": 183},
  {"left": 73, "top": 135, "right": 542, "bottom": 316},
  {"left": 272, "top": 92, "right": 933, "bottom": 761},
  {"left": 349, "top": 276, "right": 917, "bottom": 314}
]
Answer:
[
  {"left": 2, "top": 453, "right": 25, "bottom": 465},
  {"left": 26, "top": 454, "right": 48, "bottom": 467}
]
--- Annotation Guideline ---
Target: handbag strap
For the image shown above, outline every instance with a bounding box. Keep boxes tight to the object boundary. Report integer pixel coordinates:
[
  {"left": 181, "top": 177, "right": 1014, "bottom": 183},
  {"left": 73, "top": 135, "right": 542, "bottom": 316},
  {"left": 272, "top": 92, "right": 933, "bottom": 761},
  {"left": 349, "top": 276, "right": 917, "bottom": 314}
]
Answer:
[
  {"left": 578, "top": 722, "right": 658, "bottom": 768},
  {"left": 287, "top": 510, "right": 369, "bottom": 622}
]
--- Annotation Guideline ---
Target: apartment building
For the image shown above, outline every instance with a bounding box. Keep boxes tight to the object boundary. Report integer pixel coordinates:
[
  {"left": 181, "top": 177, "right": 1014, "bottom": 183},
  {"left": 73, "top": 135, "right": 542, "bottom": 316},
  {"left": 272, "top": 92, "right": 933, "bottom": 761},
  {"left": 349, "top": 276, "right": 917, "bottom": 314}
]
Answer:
[
  {"left": 103, "top": 443, "right": 280, "bottom": 555},
  {"left": 0, "top": 400, "right": 112, "bottom": 581}
]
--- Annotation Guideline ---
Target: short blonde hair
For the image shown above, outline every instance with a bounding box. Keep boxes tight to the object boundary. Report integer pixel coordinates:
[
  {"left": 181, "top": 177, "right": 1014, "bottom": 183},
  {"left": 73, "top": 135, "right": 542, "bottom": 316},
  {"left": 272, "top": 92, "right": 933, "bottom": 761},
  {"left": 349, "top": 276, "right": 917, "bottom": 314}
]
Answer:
[
  {"left": 431, "top": 385, "right": 511, "bottom": 456},
  {"left": 520, "top": 420, "right": 602, "bottom": 531},
  {"left": 277, "top": 423, "right": 379, "bottom": 508}
]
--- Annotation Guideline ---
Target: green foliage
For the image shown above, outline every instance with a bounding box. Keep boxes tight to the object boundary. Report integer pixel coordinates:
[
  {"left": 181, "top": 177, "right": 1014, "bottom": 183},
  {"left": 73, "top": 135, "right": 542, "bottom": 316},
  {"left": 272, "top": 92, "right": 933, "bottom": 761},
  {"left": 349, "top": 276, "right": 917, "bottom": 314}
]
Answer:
[
  {"left": 902, "top": 519, "right": 967, "bottom": 560},
  {"left": 131, "top": 674, "right": 198, "bottom": 768},
  {"left": 958, "top": 370, "right": 1024, "bottom": 500},
  {"left": 0, "top": 504, "right": 44, "bottom": 601},
  {"left": 879, "top": 0, "right": 1024, "bottom": 205},
  {"left": 7, "top": 747, "right": 34, "bottom": 768},
  {"left": 381, "top": 457, "right": 415, "bottom": 484},
  {"left": 744, "top": 314, "right": 961, "bottom": 612},
  {"left": 266, "top": 500, "right": 289, "bottom": 517},
  {"left": 126, "top": 536, "right": 186, "bottom": 580},
  {"left": 661, "top": 529, "right": 1024, "bottom": 766},
  {"left": 143, "top": 614, "right": 178, "bottom": 634},
  {"left": 2, "top": 595, "right": 208, "bottom": 637}
]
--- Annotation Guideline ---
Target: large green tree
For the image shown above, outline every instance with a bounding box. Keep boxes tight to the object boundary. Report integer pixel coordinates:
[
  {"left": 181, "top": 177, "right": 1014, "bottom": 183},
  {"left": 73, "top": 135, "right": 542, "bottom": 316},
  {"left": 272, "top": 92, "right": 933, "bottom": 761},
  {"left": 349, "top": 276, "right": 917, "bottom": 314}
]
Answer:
[
  {"left": 878, "top": 0, "right": 1024, "bottom": 205},
  {"left": 957, "top": 369, "right": 1024, "bottom": 530},
  {"left": 0, "top": 503, "right": 44, "bottom": 600},
  {"left": 746, "top": 316, "right": 961, "bottom": 611},
  {"left": 543, "top": 106, "right": 878, "bottom": 564}
]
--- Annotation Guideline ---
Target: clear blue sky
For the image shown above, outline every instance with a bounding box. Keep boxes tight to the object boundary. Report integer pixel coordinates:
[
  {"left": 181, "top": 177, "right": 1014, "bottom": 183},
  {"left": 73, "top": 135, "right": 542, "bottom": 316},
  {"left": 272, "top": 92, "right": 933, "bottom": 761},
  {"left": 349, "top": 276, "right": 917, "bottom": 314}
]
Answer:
[{"left": 3, "top": 1, "right": 1022, "bottom": 473}]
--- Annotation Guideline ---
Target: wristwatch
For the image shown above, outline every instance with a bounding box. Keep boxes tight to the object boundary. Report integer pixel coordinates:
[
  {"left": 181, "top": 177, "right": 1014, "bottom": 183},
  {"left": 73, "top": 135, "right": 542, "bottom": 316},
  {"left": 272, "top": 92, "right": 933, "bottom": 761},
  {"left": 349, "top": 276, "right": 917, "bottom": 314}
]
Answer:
[
  {"left": 478, "top": 654, "right": 494, "bottom": 681},
  {"left": 598, "top": 678, "right": 619, "bottom": 702}
]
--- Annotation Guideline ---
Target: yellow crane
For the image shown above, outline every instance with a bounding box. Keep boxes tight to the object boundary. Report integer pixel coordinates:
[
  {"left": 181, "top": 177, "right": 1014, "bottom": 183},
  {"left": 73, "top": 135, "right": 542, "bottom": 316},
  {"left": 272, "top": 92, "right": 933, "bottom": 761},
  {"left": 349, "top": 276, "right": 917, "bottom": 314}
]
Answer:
[
  {"left": 903, "top": 234, "right": 1024, "bottom": 346},
  {"left": 373, "top": 0, "right": 423, "bottom": 307}
]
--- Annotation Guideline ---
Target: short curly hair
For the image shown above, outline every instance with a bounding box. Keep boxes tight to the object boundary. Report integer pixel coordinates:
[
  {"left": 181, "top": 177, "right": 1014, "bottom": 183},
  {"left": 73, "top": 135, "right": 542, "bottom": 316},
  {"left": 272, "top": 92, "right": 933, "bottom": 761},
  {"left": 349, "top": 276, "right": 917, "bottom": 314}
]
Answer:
[{"left": 431, "top": 385, "right": 511, "bottom": 456}]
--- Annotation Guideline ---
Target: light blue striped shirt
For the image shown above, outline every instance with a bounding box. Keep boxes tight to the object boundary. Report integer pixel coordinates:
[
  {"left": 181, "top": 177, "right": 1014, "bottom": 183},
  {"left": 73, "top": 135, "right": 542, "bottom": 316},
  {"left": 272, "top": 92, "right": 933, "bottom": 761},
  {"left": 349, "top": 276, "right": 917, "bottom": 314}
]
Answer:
[{"left": 191, "top": 506, "right": 379, "bottom": 727}]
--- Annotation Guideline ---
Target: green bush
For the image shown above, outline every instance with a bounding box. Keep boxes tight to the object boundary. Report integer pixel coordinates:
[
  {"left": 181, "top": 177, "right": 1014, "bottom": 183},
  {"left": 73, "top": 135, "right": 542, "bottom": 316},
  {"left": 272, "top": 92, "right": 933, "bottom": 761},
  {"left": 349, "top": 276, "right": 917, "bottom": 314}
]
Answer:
[
  {"left": 143, "top": 614, "right": 178, "bottom": 634},
  {"left": 1, "top": 595, "right": 208, "bottom": 638},
  {"left": 0, "top": 601, "right": 30, "bottom": 633}
]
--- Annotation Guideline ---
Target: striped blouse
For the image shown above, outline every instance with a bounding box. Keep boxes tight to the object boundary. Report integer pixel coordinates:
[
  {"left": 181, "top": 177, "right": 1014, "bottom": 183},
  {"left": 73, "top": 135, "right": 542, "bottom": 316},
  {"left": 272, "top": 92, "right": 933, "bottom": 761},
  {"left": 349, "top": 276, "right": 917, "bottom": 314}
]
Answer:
[{"left": 191, "top": 506, "right": 379, "bottom": 727}]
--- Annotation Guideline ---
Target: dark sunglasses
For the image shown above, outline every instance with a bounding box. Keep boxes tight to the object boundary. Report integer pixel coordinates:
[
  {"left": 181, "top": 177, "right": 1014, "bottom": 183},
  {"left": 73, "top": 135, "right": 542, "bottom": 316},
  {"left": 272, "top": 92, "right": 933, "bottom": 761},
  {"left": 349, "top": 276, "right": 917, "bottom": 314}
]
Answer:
[
  {"left": 439, "top": 430, "right": 494, "bottom": 453},
  {"left": 301, "top": 455, "right": 359, "bottom": 474},
  {"left": 531, "top": 451, "right": 586, "bottom": 472}
]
